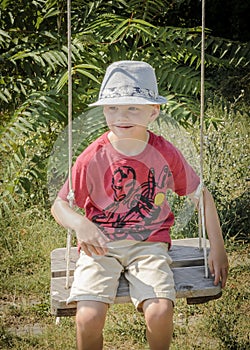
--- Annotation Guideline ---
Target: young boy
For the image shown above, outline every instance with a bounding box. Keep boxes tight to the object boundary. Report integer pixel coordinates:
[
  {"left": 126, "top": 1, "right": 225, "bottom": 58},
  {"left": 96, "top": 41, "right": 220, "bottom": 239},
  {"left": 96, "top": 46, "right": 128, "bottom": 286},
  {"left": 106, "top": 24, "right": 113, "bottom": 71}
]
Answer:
[{"left": 51, "top": 61, "right": 228, "bottom": 350}]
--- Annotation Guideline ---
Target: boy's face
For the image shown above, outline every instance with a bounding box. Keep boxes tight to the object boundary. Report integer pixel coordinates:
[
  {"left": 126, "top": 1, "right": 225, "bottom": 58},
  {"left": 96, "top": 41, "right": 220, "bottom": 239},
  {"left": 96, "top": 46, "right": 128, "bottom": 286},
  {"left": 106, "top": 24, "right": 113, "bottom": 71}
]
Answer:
[{"left": 103, "top": 104, "right": 160, "bottom": 139}]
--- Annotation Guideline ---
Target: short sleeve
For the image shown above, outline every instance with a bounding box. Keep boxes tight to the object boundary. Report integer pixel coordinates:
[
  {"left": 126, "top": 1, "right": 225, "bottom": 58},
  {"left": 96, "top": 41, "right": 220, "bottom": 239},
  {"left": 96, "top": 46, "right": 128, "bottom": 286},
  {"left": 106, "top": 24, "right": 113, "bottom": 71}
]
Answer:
[{"left": 170, "top": 146, "right": 200, "bottom": 196}]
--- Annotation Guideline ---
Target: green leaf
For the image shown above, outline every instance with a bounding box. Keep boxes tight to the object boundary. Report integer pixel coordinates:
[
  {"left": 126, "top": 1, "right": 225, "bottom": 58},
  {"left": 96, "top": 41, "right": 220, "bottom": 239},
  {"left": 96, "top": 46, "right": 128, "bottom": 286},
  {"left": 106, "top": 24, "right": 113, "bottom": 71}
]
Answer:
[
  {"left": 0, "top": 91, "right": 9, "bottom": 103},
  {"left": 74, "top": 69, "right": 100, "bottom": 84}
]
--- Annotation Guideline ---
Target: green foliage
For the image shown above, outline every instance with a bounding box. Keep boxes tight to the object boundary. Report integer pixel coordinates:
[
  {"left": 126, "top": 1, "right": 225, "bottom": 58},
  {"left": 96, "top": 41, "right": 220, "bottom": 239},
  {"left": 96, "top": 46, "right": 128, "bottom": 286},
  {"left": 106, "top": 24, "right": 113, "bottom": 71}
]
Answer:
[
  {"left": 0, "top": 0, "right": 249, "bottom": 222},
  {"left": 202, "top": 111, "right": 249, "bottom": 242}
]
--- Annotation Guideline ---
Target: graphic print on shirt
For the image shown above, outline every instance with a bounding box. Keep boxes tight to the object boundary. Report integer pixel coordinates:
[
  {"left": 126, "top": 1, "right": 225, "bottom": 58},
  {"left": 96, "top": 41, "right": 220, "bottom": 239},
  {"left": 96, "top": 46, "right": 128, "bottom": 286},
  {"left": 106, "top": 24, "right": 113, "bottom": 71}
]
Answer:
[{"left": 92, "top": 164, "right": 172, "bottom": 240}]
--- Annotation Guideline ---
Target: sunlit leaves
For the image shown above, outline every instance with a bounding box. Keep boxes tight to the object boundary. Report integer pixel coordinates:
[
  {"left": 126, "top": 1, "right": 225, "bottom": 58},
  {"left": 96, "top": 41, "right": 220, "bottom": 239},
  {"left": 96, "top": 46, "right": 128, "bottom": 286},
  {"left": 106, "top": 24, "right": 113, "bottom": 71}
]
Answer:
[{"left": 0, "top": 0, "right": 249, "bottom": 216}]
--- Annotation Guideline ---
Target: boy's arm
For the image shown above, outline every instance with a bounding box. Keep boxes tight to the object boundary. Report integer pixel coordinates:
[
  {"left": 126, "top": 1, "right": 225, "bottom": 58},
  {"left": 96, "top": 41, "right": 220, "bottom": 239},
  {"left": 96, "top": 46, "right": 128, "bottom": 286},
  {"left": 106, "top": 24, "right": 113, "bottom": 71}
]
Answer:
[
  {"left": 188, "top": 187, "right": 229, "bottom": 288},
  {"left": 51, "top": 197, "right": 110, "bottom": 256}
]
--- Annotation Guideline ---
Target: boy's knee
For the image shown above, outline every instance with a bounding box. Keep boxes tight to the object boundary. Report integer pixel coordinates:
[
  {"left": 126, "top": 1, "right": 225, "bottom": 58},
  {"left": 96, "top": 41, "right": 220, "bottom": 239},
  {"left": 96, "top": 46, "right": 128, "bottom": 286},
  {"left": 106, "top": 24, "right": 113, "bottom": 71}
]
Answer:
[
  {"left": 143, "top": 298, "right": 173, "bottom": 328},
  {"left": 76, "top": 301, "right": 107, "bottom": 333}
]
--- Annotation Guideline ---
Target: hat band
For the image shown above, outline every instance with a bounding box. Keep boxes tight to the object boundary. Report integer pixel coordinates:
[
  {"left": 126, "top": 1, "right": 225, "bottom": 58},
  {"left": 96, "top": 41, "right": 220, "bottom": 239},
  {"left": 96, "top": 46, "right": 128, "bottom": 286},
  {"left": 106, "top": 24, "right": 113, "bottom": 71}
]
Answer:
[{"left": 100, "top": 86, "right": 158, "bottom": 100}]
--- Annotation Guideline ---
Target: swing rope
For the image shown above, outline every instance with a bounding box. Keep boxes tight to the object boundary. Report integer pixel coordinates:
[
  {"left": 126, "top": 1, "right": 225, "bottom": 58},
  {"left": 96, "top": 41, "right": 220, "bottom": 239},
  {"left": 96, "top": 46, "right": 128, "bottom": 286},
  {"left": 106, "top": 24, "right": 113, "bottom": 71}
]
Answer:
[
  {"left": 65, "top": 0, "right": 74, "bottom": 289},
  {"left": 64, "top": 0, "right": 209, "bottom": 289},
  {"left": 199, "top": 0, "right": 209, "bottom": 278}
]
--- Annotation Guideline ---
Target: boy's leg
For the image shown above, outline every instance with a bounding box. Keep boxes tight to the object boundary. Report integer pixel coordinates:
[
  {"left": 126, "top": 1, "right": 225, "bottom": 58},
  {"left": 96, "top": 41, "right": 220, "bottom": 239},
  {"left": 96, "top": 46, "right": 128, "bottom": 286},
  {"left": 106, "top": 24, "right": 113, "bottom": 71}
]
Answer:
[
  {"left": 142, "top": 298, "right": 174, "bottom": 350},
  {"left": 76, "top": 300, "right": 109, "bottom": 350},
  {"left": 125, "top": 241, "right": 175, "bottom": 350}
]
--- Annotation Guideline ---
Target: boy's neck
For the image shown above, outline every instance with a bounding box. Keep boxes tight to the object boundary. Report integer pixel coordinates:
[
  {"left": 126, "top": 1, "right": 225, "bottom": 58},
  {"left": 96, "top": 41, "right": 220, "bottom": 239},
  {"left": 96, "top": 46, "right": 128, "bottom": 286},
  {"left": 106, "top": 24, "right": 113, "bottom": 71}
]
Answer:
[{"left": 108, "top": 131, "right": 149, "bottom": 156}]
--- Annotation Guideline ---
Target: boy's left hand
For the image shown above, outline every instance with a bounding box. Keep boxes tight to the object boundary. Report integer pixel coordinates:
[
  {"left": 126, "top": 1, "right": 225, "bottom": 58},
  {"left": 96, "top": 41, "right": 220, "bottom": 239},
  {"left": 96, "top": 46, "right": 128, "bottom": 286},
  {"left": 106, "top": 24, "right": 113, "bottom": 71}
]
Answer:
[{"left": 208, "top": 248, "right": 229, "bottom": 288}]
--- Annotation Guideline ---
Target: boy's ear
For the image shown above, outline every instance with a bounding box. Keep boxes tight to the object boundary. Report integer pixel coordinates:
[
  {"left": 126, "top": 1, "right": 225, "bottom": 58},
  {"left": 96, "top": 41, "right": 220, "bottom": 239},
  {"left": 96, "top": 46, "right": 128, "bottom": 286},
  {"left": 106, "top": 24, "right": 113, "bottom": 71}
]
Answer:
[{"left": 149, "top": 105, "right": 160, "bottom": 122}]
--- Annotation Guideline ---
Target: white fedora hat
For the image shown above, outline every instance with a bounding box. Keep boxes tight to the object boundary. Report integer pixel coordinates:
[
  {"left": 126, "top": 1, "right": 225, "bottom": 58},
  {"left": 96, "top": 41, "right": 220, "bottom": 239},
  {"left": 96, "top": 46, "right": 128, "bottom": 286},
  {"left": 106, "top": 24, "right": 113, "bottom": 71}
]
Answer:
[{"left": 89, "top": 60, "right": 167, "bottom": 106}]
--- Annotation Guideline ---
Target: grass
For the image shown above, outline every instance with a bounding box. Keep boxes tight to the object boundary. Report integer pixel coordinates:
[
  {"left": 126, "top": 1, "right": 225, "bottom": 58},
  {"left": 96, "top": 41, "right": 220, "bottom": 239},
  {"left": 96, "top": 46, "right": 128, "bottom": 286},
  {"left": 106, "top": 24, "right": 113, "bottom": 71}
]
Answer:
[
  {"left": 0, "top": 209, "right": 249, "bottom": 350},
  {"left": 1, "top": 112, "right": 249, "bottom": 349}
]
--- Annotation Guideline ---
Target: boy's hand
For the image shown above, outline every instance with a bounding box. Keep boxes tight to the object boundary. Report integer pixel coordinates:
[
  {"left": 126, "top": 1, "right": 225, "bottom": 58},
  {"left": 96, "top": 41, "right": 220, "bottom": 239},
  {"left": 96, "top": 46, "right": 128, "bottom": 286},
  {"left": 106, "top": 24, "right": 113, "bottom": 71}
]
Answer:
[
  {"left": 75, "top": 217, "right": 110, "bottom": 257},
  {"left": 208, "top": 248, "right": 229, "bottom": 288},
  {"left": 51, "top": 197, "right": 110, "bottom": 257}
]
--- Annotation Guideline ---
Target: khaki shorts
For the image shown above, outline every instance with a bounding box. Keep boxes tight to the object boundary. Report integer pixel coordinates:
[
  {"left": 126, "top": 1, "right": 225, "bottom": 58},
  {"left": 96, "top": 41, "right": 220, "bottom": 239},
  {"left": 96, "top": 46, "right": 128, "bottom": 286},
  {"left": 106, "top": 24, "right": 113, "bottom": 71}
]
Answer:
[{"left": 67, "top": 240, "right": 176, "bottom": 310}]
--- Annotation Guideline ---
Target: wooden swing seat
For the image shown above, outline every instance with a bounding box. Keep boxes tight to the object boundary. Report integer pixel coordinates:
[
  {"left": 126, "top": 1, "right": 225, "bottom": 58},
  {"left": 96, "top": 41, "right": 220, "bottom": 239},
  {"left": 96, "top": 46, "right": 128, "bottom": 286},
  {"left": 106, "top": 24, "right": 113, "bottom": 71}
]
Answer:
[{"left": 50, "top": 238, "right": 222, "bottom": 317}]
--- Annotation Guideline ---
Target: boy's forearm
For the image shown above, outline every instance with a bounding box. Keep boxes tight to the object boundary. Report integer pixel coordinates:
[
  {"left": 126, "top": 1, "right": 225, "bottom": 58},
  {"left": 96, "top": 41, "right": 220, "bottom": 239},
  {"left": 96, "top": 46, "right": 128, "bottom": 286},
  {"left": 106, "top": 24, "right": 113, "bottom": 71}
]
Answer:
[
  {"left": 51, "top": 197, "right": 84, "bottom": 231},
  {"left": 203, "top": 187, "right": 225, "bottom": 249}
]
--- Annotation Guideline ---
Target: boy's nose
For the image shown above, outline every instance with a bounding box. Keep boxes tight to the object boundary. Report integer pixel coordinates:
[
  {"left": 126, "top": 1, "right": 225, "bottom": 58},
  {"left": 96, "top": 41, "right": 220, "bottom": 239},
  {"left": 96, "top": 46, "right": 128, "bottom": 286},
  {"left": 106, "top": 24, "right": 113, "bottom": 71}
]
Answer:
[{"left": 117, "top": 110, "right": 129, "bottom": 119}]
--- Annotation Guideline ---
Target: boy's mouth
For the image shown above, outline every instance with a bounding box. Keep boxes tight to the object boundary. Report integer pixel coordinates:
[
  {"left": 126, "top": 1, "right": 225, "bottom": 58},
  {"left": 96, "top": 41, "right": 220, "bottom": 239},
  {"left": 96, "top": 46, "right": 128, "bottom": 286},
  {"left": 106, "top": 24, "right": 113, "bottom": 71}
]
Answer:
[{"left": 114, "top": 124, "right": 134, "bottom": 129}]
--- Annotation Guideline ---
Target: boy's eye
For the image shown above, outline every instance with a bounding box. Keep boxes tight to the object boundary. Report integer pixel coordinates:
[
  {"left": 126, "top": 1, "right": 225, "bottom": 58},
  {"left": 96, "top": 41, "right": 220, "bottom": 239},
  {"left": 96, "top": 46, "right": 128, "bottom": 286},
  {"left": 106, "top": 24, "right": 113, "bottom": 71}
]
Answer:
[{"left": 106, "top": 106, "right": 141, "bottom": 112}]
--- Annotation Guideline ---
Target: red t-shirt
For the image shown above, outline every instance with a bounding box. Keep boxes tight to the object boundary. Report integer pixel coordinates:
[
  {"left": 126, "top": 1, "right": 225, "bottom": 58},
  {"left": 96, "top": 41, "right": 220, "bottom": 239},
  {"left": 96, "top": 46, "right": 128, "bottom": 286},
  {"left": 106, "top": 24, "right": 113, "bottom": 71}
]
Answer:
[{"left": 58, "top": 131, "right": 200, "bottom": 245}]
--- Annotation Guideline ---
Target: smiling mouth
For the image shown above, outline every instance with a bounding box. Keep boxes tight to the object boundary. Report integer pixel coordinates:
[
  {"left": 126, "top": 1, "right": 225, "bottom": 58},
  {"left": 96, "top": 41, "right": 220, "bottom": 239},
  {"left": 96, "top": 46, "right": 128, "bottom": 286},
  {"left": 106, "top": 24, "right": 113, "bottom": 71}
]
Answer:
[{"left": 114, "top": 124, "right": 134, "bottom": 129}]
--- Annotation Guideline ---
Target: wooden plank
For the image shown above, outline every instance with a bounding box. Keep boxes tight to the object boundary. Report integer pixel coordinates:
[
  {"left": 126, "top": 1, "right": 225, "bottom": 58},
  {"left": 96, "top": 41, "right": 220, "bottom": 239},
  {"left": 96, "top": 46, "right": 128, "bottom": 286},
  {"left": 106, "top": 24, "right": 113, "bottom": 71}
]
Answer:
[
  {"left": 51, "top": 276, "right": 76, "bottom": 316},
  {"left": 51, "top": 267, "right": 221, "bottom": 316},
  {"left": 51, "top": 238, "right": 209, "bottom": 278},
  {"left": 51, "top": 273, "right": 132, "bottom": 316},
  {"left": 169, "top": 238, "right": 209, "bottom": 267},
  {"left": 173, "top": 266, "right": 220, "bottom": 298},
  {"left": 51, "top": 238, "right": 221, "bottom": 317},
  {"left": 51, "top": 248, "right": 77, "bottom": 278}
]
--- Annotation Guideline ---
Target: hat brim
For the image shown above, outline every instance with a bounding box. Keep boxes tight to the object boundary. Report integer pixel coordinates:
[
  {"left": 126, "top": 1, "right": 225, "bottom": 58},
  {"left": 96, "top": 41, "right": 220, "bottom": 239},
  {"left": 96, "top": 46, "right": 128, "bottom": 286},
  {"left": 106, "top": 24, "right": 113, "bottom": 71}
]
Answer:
[{"left": 89, "top": 95, "right": 167, "bottom": 107}]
